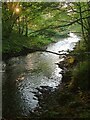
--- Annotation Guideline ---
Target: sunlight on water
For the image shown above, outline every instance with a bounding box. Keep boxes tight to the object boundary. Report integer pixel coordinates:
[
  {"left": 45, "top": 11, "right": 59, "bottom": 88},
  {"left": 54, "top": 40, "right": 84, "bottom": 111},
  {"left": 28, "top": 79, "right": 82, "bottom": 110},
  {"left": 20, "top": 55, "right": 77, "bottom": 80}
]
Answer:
[{"left": 2, "top": 33, "right": 80, "bottom": 117}]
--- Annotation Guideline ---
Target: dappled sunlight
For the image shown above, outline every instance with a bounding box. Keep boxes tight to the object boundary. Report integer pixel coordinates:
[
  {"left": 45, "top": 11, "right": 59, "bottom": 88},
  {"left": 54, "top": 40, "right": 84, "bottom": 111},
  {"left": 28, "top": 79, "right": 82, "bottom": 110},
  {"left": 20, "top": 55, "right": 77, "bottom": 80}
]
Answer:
[
  {"left": 16, "top": 74, "right": 25, "bottom": 82},
  {"left": 2, "top": 33, "right": 80, "bottom": 116},
  {"left": 2, "top": 1, "right": 90, "bottom": 118}
]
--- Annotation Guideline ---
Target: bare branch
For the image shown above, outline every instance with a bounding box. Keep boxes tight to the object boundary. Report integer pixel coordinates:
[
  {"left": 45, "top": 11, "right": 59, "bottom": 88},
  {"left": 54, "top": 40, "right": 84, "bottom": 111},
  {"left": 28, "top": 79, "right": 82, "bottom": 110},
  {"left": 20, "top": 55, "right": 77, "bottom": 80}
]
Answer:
[{"left": 29, "top": 16, "right": 90, "bottom": 35}]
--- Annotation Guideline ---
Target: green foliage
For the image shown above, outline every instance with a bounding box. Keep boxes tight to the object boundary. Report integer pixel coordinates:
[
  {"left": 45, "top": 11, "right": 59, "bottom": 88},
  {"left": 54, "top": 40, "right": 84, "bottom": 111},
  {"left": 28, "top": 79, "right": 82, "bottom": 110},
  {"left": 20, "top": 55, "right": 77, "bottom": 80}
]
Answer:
[
  {"left": 71, "top": 61, "right": 89, "bottom": 91},
  {"left": 73, "top": 39, "right": 90, "bottom": 63},
  {"left": 3, "top": 32, "right": 29, "bottom": 53},
  {"left": 29, "top": 35, "right": 53, "bottom": 48},
  {"left": 68, "top": 23, "right": 81, "bottom": 33},
  {"left": 2, "top": 32, "right": 54, "bottom": 54}
]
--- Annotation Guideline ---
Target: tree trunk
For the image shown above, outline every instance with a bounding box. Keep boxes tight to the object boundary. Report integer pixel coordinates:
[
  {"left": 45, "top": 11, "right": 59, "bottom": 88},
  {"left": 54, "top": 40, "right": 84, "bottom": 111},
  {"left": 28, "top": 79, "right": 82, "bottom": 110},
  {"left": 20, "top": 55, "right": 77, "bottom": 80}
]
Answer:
[
  {"left": 78, "top": 3, "right": 87, "bottom": 43},
  {"left": 18, "top": 18, "right": 21, "bottom": 34},
  {"left": 25, "top": 16, "right": 28, "bottom": 37},
  {"left": 21, "top": 16, "right": 25, "bottom": 35}
]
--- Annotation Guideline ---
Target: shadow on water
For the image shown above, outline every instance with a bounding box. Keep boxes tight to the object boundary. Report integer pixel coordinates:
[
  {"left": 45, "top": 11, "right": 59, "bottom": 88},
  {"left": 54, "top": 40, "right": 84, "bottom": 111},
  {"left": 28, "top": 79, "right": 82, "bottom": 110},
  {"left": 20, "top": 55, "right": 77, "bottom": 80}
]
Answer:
[{"left": 2, "top": 33, "right": 80, "bottom": 117}]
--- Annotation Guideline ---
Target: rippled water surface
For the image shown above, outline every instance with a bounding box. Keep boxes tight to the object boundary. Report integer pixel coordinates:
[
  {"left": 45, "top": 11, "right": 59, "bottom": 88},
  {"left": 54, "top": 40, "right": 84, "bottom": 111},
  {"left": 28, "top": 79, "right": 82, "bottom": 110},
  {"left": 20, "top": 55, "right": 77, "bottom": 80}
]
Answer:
[{"left": 2, "top": 33, "right": 80, "bottom": 117}]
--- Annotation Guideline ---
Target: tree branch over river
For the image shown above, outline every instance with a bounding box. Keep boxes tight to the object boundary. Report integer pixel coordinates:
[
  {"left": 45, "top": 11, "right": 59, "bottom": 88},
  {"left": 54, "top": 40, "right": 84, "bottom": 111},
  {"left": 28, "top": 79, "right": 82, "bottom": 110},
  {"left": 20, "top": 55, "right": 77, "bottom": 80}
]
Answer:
[{"left": 29, "top": 16, "right": 90, "bottom": 35}]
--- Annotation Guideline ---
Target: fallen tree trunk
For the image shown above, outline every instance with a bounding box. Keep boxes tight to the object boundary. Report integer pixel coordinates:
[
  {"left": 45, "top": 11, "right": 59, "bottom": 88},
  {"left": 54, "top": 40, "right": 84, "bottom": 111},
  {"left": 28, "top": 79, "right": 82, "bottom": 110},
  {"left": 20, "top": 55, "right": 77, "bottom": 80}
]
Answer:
[
  {"left": 3, "top": 46, "right": 90, "bottom": 61},
  {"left": 22, "top": 46, "right": 90, "bottom": 55}
]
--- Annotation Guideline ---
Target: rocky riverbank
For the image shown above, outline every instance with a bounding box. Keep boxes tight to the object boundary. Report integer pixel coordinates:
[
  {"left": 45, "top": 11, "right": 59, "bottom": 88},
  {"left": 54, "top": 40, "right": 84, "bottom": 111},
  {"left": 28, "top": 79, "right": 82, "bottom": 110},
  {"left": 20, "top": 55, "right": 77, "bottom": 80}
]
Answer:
[{"left": 28, "top": 51, "right": 90, "bottom": 119}]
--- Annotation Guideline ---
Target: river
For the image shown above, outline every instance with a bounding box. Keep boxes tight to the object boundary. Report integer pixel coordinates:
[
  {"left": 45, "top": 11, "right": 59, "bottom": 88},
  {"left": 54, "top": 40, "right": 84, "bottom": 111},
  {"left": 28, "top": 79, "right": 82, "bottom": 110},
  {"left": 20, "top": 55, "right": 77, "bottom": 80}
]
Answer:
[{"left": 2, "top": 33, "right": 80, "bottom": 118}]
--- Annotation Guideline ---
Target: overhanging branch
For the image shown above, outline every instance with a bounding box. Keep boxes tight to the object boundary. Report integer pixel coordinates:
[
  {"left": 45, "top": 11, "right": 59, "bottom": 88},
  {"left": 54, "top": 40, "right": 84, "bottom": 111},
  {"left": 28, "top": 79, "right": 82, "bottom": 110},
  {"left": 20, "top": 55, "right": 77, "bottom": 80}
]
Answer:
[{"left": 29, "top": 16, "right": 90, "bottom": 35}]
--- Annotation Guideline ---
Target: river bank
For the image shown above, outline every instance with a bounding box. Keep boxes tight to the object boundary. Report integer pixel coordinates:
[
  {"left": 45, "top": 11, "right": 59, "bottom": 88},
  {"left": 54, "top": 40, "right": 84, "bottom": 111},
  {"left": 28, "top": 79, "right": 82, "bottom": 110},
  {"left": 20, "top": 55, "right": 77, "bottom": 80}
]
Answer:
[{"left": 29, "top": 42, "right": 90, "bottom": 119}]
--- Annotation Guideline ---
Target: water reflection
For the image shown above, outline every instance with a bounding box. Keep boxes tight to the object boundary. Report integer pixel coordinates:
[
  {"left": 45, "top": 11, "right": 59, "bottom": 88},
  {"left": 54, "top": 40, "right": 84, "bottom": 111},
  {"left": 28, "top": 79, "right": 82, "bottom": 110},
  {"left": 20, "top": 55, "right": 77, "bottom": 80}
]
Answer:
[{"left": 2, "top": 33, "right": 80, "bottom": 117}]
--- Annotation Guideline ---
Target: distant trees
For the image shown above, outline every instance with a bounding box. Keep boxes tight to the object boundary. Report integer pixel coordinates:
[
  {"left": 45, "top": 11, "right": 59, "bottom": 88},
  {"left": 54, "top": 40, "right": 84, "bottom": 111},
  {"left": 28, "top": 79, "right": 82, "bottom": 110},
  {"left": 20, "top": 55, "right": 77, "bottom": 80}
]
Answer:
[
  {"left": 2, "top": 2, "right": 68, "bottom": 38},
  {"left": 2, "top": 1, "right": 90, "bottom": 49}
]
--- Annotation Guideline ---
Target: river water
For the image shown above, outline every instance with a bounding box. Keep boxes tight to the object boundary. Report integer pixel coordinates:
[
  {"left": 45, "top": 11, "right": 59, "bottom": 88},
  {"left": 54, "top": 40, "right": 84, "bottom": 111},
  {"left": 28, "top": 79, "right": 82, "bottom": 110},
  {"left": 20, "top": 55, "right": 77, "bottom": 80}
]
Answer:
[{"left": 2, "top": 33, "right": 80, "bottom": 117}]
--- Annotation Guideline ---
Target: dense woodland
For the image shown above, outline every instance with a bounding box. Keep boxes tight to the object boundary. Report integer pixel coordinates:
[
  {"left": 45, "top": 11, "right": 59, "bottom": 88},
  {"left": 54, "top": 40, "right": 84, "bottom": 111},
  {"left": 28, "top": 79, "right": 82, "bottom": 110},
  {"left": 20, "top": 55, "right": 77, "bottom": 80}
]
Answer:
[
  {"left": 2, "top": 2, "right": 90, "bottom": 52},
  {"left": 2, "top": 1, "right": 90, "bottom": 119}
]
